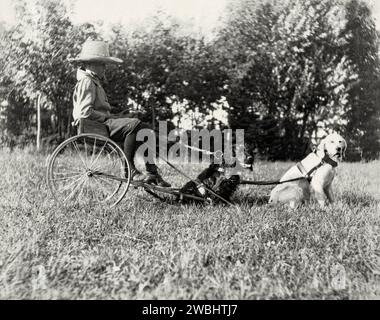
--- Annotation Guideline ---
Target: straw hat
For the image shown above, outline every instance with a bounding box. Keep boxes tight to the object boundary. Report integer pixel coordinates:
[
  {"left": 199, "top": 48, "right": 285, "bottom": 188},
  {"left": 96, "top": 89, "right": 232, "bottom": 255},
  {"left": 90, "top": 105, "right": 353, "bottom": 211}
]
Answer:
[{"left": 70, "top": 40, "right": 123, "bottom": 64}]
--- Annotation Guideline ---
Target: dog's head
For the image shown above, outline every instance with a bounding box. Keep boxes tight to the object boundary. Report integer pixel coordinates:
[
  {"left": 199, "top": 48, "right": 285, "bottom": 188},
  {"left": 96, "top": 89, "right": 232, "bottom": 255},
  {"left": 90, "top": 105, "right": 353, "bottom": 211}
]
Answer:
[{"left": 316, "top": 133, "right": 347, "bottom": 162}]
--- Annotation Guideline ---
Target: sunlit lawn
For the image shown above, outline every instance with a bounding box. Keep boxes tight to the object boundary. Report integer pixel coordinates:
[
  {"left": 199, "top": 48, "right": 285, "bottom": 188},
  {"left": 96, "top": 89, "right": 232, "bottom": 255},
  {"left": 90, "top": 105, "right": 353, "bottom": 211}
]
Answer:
[{"left": 0, "top": 148, "right": 379, "bottom": 299}]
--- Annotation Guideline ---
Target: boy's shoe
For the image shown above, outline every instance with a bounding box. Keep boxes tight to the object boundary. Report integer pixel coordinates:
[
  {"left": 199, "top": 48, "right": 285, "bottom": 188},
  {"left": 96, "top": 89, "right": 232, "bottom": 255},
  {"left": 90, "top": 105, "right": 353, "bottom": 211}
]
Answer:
[
  {"left": 144, "top": 163, "right": 171, "bottom": 187},
  {"left": 129, "top": 168, "right": 171, "bottom": 188},
  {"left": 130, "top": 169, "right": 148, "bottom": 183}
]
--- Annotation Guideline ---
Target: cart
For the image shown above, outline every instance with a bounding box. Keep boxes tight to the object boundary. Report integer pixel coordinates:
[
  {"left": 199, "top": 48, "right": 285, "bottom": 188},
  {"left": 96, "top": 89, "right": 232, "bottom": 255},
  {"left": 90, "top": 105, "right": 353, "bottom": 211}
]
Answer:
[
  {"left": 46, "top": 119, "right": 305, "bottom": 208},
  {"left": 46, "top": 119, "right": 226, "bottom": 208}
]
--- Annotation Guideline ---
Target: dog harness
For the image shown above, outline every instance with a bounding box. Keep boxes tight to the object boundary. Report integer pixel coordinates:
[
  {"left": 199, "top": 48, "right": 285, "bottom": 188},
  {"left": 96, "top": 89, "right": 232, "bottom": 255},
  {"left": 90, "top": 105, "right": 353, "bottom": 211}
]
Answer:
[{"left": 296, "top": 153, "right": 338, "bottom": 181}]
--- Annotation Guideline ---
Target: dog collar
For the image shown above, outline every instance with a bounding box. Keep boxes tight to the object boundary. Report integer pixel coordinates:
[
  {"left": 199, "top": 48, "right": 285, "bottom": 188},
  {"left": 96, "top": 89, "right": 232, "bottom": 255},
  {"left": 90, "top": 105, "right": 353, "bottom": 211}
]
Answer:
[
  {"left": 322, "top": 154, "right": 338, "bottom": 168},
  {"left": 312, "top": 148, "right": 339, "bottom": 168}
]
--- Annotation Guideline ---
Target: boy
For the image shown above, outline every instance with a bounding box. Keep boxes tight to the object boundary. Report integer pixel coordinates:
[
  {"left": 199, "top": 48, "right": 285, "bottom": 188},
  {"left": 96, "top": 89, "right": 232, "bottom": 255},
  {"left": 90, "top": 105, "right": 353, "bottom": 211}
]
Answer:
[{"left": 71, "top": 40, "right": 170, "bottom": 187}]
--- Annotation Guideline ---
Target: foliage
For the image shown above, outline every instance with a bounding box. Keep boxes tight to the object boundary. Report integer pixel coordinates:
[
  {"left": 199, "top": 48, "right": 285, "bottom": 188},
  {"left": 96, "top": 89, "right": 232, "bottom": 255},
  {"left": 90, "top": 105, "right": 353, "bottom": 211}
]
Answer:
[
  {"left": 343, "top": 0, "right": 380, "bottom": 160},
  {"left": 103, "top": 17, "right": 187, "bottom": 129},
  {"left": 0, "top": 0, "right": 100, "bottom": 139},
  {"left": 0, "top": 0, "right": 379, "bottom": 160},
  {"left": 218, "top": 0, "right": 359, "bottom": 160},
  {"left": 103, "top": 16, "right": 227, "bottom": 130}
]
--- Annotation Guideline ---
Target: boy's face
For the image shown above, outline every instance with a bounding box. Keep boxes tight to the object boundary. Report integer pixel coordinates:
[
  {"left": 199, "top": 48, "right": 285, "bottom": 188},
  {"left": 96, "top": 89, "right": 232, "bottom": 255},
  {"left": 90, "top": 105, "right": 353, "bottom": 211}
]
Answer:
[{"left": 87, "top": 62, "right": 106, "bottom": 79}]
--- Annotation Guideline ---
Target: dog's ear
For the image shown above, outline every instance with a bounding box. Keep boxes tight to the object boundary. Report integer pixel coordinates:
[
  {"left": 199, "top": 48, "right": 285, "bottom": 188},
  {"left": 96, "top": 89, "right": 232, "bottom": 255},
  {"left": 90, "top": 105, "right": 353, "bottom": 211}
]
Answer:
[
  {"left": 316, "top": 137, "right": 327, "bottom": 158},
  {"left": 343, "top": 139, "right": 347, "bottom": 158}
]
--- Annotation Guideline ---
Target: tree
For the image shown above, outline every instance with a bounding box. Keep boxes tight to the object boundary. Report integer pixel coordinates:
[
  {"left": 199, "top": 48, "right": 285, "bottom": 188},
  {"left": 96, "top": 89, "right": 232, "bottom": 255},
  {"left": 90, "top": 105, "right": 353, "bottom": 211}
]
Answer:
[
  {"left": 343, "top": 0, "right": 380, "bottom": 160},
  {"left": 216, "top": 0, "right": 357, "bottom": 160},
  {"left": 103, "top": 17, "right": 187, "bottom": 130},
  {"left": 0, "top": 0, "right": 100, "bottom": 143},
  {"left": 104, "top": 15, "right": 228, "bottom": 130}
]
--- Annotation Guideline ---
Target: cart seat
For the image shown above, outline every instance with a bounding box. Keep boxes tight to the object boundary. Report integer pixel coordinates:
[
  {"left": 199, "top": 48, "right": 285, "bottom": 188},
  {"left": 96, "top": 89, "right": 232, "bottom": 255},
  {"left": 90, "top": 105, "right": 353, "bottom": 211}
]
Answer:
[
  {"left": 77, "top": 118, "right": 109, "bottom": 138},
  {"left": 76, "top": 118, "right": 124, "bottom": 149}
]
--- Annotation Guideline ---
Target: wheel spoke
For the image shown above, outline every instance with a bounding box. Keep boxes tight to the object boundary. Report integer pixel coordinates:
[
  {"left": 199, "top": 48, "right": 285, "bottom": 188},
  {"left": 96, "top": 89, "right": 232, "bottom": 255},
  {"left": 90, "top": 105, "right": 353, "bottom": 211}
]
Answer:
[
  {"left": 58, "top": 174, "right": 86, "bottom": 193},
  {"left": 63, "top": 176, "right": 86, "bottom": 203},
  {"left": 83, "top": 178, "right": 92, "bottom": 205},
  {"left": 104, "top": 146, "right": 118, "bottom": 158},
  {"left": 92, "top": 176, "right": 112, "bottom": 201},
  {"left": 105, "top": 151, "right": 121, "bottom": 172},
  {"left": 94, "top": 175, "right": 119, "bottom": 188},
  {"left": 57, "top": 155, "right": 84, "bottom": 172},
  {"left": 52, "top": 173, "right": 83, "bottom": 182},
  {"left": 91, "top": 145, "right": 119, "bottom": 173},
  {"left": 88, "top": 178, "right": 97, "bottom": 203},
  {"left": 73, "top": 140, "right": 88, "bottom": 169},
  {"left": 94, "top": 154, "right": 124, "bottom": 174},
  {"left": 89, "top": 136, "right": 97, "bottom": 165},
  {"left": 54, "top": 169, "right": 84, "bottom": 176},
  {"left": 90, "top": 140, "right": 108, "bottom": 169},
  {"left": 48, "top": 134, "right": 131, "bottom": 208},
  {"left": 84, "top": 137, "right": 89, "bottom": 166}
]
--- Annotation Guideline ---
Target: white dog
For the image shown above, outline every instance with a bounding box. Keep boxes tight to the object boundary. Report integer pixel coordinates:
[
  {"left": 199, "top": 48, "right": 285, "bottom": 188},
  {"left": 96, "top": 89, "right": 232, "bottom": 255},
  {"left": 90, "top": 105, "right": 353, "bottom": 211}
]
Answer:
[{"left": 269, "top": 133, "right": 347, "bottom": 208}]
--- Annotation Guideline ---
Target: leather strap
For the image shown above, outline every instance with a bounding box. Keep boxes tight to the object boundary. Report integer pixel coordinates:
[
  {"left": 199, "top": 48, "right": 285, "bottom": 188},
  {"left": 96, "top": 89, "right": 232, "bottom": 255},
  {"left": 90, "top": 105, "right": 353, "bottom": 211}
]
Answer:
[
  {"left": 296, "top": 162, "right": 313, "bottom": 181},
  {"left": 322, "top": 154, "right": 338, "bottom": 168},
  {"left": 296, "top": 162, "right": 309, "bottom": 176},
  {"left": 296, "top": 153, "right": 338, "bottom": 180}
]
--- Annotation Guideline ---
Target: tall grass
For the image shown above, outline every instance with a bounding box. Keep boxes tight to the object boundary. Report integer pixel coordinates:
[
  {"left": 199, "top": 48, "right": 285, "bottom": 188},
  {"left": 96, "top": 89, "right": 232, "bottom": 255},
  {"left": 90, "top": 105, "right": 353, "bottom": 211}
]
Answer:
[{"left": 0, "top": 149, "right": 379, "bottom": 299}]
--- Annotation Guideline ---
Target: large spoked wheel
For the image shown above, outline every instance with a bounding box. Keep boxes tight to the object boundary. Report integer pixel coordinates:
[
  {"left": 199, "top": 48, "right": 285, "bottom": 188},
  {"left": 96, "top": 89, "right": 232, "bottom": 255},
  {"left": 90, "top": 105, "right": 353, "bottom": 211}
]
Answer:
[{"left": 46, "top": 134, "right": 131, "bottom": 208}]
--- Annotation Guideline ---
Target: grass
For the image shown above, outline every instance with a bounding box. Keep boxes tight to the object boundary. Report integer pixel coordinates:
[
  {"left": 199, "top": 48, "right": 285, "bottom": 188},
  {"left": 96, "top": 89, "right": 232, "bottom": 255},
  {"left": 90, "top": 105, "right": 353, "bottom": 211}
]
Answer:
[{"left": 0, "top": 148, "right": 379, "bottom": 299}]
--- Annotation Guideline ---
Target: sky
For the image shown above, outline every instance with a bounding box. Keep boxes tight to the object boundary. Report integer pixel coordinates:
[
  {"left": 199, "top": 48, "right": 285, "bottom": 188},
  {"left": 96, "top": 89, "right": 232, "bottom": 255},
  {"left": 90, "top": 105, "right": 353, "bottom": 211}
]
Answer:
[
  {"left": 0, "top": 0, "right": 229, "bottom": 35},
  {"left": 369, "top": 0, "right": 380, "bottom": 28},
  {"left": 1, "top": 0, "right": 380, "bottom": 33}
]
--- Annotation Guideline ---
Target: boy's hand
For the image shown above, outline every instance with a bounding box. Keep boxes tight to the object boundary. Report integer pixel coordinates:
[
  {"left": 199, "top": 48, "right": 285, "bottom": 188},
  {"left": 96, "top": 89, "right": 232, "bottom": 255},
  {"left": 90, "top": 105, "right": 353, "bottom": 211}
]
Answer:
[
  {"left": 113, "top": 110, "right": 136, "bottom": 118},
  {"left": 106, "top": 114, "right": 119, "bottom": 120},
  {"left": 117, "top": 109, "right": 134, "bottom": 117}
]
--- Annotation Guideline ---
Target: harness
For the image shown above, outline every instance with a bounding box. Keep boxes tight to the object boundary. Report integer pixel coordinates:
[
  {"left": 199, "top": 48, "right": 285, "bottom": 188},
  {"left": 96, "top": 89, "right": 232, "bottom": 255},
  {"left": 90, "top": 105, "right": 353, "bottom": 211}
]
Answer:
[
  {"left": 240, "top": 152, "right": 338, "bottom": 186},
  {"left": 295, "top": 152, "right": 338, "bottom": 181}
]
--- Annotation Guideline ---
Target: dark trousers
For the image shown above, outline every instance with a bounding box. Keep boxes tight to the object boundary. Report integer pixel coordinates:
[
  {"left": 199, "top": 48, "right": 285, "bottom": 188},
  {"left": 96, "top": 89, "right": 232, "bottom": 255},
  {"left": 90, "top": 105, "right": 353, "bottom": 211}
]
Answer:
[{"left": 104, "top": 117, "right": 156, "bottom": 171}]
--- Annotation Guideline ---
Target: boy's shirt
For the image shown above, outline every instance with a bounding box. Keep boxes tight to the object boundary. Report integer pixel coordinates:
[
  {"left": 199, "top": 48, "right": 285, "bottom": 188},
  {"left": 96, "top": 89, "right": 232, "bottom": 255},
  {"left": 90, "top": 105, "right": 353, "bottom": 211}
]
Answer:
[{"left": 72, "top": 68, "right": 111, "bottom": 124}]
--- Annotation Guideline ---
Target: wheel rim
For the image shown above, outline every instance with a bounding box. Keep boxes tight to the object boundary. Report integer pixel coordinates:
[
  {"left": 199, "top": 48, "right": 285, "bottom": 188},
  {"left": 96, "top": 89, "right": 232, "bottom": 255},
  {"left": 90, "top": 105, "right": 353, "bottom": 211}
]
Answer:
[{"left": 47, "top": 134, "right": 131, "bottom": 208}]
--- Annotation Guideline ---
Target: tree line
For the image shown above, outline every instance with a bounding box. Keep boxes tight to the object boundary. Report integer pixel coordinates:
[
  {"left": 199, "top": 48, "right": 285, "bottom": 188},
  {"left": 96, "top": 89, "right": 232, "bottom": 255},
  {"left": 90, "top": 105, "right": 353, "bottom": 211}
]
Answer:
[{"left": 0, "top": 0, "right": 379, "bottom": 161}]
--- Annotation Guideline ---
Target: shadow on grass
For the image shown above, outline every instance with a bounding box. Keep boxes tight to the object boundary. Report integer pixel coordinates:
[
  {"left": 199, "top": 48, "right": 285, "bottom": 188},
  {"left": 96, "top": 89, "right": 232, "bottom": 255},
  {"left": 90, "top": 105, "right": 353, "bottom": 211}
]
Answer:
[
  {"left": 139, "top": 189, "right": 270, "bottom": 207},
  {"left": 232, "top": 194, "right": 270, "bottom": 207},
  {"left": 141, "top": 189, "right": 377, "bottom": 209}
]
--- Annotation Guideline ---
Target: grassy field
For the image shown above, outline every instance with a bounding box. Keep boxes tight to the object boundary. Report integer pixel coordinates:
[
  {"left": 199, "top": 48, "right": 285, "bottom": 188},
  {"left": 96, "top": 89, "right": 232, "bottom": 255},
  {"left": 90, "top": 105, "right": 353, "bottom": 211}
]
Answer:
[{"left": 0, "top": 148, "right": 379, "bottom": 299}]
